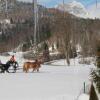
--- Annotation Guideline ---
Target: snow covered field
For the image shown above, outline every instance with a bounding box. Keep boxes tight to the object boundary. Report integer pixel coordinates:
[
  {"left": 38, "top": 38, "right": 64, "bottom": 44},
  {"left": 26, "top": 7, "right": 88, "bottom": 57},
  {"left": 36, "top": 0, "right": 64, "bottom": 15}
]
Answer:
[{"left": 0, "top": 52, "right": 94, "bottom": 100}]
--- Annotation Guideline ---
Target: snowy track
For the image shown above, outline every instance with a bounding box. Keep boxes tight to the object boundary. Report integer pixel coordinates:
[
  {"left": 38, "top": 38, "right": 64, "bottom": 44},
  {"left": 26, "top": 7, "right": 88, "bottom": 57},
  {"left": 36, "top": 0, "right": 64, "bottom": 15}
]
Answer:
[
  {"left": 0, "top": 64, "right": 92, "bottom": 100},
  {"left": 0, "top": 53, "right": 93, "bottom": 100}
]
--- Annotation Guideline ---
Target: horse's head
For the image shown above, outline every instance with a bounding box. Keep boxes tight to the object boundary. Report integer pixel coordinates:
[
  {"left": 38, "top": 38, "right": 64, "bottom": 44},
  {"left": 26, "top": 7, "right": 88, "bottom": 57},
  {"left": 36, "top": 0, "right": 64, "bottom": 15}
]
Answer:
[{"left": 37, "top": 58, "right": 44, "bottom": 64}]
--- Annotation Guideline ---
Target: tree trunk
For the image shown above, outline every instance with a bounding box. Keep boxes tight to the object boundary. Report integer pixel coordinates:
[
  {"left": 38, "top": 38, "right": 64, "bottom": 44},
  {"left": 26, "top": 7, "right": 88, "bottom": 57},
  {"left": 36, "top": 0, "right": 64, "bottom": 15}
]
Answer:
[
  {"left": 65, "top": 51, "right": 70, "bottom": 66},
  {"left": 89, "top": 84, "right": 98, "bottom": 100}
]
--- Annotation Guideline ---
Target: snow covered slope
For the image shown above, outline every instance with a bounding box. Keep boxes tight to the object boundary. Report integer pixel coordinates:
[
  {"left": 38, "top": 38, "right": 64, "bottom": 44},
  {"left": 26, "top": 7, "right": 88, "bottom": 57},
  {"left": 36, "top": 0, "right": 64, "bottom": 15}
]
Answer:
[{"left": 56, "top": 1, "right": 88, "bottom": 18}]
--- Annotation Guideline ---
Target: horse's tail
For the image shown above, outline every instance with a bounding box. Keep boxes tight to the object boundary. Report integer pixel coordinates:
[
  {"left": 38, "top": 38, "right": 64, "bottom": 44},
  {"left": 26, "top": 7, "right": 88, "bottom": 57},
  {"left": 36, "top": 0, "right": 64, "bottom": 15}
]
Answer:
[
  {"left": 23, "top": 63, "right": 29, "bottom": 73},
  {"left": 23, "top": 64, "right": 26, "bottom": 72}
]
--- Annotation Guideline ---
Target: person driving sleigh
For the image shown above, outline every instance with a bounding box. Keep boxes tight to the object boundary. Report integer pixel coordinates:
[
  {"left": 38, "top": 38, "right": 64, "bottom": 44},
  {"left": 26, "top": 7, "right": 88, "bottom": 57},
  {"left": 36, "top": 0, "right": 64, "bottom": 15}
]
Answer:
[{"left": 10, "top": 55, "right": 16, "bottom": 63}]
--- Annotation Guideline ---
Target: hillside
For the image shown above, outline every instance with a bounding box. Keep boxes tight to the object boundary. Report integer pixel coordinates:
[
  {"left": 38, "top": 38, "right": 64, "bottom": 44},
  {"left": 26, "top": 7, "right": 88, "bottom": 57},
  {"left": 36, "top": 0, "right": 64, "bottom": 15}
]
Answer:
[
  {"left": 0, "top": 2, "right": 73, "bottom": 53},
  {"left": 0, "top": 1, "right": 100, "bottom": 60}
]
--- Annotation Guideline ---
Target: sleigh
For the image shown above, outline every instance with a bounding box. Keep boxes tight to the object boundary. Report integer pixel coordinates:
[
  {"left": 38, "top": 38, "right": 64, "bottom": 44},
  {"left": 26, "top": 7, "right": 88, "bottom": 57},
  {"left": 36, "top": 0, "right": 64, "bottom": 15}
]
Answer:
[{"left": 0, "top": 61, "right": 19, "bottom": 73}]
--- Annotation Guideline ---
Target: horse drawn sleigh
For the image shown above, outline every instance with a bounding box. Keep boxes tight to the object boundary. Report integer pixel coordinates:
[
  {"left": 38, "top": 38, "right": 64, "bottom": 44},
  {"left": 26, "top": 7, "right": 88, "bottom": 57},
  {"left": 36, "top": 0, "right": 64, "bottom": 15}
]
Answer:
[{"left": 0, "top": 59, "right": 42, "bottom": 73}]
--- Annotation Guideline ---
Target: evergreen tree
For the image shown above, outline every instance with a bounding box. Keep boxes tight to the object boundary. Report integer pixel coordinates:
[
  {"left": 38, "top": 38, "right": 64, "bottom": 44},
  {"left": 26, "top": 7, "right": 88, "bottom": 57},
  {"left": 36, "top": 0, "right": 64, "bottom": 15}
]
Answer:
[
  {"left": 91, "top": 46, "right": 100, "bottom": 93},
  {"left": 89, "top": 84, "right": 98, "bottom": 100}
]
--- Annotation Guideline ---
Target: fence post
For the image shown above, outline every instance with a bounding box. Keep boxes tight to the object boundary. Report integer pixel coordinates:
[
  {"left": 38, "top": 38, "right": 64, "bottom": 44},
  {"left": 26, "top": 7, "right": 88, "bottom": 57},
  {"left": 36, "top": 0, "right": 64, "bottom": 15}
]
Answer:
[{"left": 84, "top": 82, "right": 85, "bottom": 93}]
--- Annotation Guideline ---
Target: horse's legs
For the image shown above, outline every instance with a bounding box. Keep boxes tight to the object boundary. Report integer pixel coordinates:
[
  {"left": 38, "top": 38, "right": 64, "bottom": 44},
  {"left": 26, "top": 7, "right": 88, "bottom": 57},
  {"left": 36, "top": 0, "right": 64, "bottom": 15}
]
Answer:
[
  {"left": 32, "top": 68, "right": 35, "bottom": 72},
  {"left": 37, "top": 68, "right": 39, "bottom": 72},
  {"left": 25, "top": 69, "right": 28, "bottom": 73},
  {"left": 24, "top": 67, "right": 28, "bottom": 73},
  {"left": 32, "top": 67, "right": 36, "bottom": 72},
  {"left": 37, "top": 65, "right": 40, "bottom": 72}
]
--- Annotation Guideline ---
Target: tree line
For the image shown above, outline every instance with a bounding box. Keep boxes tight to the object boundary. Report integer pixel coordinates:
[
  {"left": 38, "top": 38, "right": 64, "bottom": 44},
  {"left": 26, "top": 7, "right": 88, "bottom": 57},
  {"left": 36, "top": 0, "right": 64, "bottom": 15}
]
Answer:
[{"left": 0, "top": 6, "right": 100, "bottom": 63}]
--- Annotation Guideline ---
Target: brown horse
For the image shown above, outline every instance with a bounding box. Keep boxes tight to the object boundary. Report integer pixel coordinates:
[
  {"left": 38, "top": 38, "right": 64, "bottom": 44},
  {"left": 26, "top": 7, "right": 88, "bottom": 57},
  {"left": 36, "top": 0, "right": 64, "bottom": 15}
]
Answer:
[{"left": 23, "top": 60, "right": 41, "bottom": 73}]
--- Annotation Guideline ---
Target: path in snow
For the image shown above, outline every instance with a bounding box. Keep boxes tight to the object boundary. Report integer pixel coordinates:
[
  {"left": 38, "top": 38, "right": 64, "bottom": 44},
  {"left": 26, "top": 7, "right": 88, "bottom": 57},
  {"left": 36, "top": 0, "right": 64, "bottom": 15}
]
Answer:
[{"left": 0, "top": 54, "right": 93, "bottom": 100}]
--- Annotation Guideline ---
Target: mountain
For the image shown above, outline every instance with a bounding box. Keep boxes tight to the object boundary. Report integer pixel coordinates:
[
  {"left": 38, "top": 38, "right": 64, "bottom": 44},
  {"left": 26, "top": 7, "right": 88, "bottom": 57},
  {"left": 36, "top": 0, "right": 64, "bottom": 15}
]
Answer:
[{"left": 56, "top": 1, "right": 88, "bottom": 18}]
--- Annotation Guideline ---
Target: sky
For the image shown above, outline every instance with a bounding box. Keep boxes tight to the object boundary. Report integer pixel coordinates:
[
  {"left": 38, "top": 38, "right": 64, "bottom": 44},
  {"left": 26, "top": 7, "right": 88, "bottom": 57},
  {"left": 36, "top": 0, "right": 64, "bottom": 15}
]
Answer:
[
  {"left": 18, "top": 0, "right": 100, "bottom": 8},
  {"left": 18, "top": 0, "right": 100, "bottom": 18}
]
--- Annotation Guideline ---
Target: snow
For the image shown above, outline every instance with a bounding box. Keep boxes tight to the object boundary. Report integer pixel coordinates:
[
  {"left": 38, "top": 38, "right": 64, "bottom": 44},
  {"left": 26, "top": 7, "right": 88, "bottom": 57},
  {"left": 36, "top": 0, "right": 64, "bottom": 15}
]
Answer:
[
  {"left": 0, "top": 52, "right": 94, "bottom": 100},
  {"left": 55, "top": 0, "right": 100, "bottom": 19},
  {"left": 78, "top": 94, "right": 89, "bottom": 100},
  {"left": 56, "top": 1, "right": 88, "bottom": 18},
  {"left": 68, "top": 1, "right": 85, "bottom": 9},
  {"left": 0, "top": 19, "right": 11, "bottom": 24}
]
